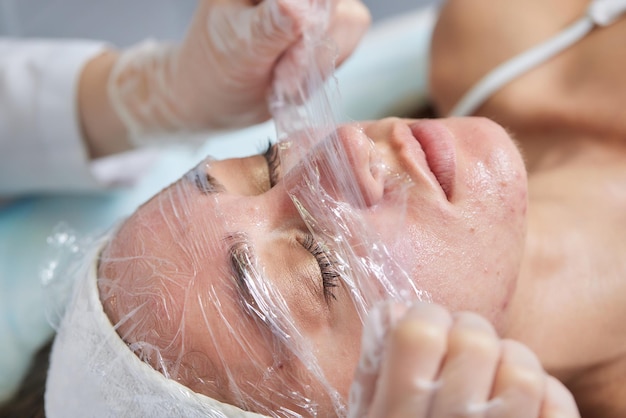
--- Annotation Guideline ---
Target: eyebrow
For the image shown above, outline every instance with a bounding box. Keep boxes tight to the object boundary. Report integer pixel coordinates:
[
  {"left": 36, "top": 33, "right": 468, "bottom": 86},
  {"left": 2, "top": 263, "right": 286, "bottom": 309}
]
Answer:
[
  {"left": 226, "top": 233, "right": 259, "bottom": 313},
  {"left": 190, "top": 170, "right": 225, "bottom": 195}
]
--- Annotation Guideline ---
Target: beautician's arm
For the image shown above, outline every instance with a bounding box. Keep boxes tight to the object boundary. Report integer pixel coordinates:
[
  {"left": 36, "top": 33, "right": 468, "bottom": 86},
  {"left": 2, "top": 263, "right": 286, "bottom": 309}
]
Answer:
[
  {"left": 79, "top": 0, "right": 370, "bottom": 159},
  {"left": 0, "top": 0, "right": 369, "bottom": 197},
  {"left": 78, "top": 50, "right": 128, "bottom": 159}
]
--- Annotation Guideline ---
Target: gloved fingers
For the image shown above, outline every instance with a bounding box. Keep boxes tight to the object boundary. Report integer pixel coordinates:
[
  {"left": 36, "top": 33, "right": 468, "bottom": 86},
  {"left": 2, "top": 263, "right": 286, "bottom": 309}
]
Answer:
[
  {"left": 189, "top": 0, "right": 303, "bottom": 67},
  {"left": 248, "top": 0, "right": 369, "bottom": 60},
  {"left": 428, "top": 311, "right": 502, "bottom": 417},
  {"left": 347, "top": 301, "right": 579, "bottom": 418},
  {"left": 327, "top": 0, "right": 371, "bottom": 67},
  {"left": 484, "top": 341, "right": 580, "bottom": 418},
  {"left": 248, "top": 0, "right": 310, "bottom": 59},
  {"left": 271, "top": 0, "right": 370, "bottom": 101},
  {"left": 365, "top": 302, "right": 454, "bottom": 417},
  {"left": 483, "top": 339, "right": 546, "bottom": 418},
  {"left": 539, "top": 376, "right": 581, "bottom": 418},
  {"left": 202, "top": 0, "right": 368, "bottom": 59},
  {"left": 348, "top": 302, "right": 410, "bottom": 418},
  {"left": 109, "top": 0, "right": 371, "bottom": 138}
]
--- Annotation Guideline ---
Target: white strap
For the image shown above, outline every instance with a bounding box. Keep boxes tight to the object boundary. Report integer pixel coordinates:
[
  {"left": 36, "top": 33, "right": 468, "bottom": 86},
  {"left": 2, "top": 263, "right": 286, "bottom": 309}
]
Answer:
[
  {"left": 448, "top": 0, "right": 626, "bottom": 117},
  {"left": 588, "top": 0, "right": 626, "bottom": 25}
]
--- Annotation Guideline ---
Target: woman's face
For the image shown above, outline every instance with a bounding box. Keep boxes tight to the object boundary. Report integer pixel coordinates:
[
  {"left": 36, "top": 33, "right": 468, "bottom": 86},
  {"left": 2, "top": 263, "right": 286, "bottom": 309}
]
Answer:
[{"left": 99, "top": 117, "right": 527, "bottom": 415}]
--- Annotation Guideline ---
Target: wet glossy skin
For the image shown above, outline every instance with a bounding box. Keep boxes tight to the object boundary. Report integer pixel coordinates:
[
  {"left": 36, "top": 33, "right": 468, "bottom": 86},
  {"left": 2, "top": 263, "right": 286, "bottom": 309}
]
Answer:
[{"left": 99, "top": 117, "right": 527, "bottom": 414}]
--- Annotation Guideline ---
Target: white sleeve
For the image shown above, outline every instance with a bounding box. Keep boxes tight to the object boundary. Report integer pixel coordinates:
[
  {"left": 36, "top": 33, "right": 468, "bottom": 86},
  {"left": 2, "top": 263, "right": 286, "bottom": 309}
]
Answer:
[{"left": 0, "top": 38, "right": 109, "bottom": 196}]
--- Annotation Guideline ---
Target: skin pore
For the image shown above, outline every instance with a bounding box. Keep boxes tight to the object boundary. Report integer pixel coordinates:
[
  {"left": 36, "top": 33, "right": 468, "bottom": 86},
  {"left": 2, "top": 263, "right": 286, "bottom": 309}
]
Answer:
[
  {"left": 99, "top": 117, "right": 527, "bottom": 415},
  {"left": 430, "top": 0, "right": 626, "bottom": 416}
]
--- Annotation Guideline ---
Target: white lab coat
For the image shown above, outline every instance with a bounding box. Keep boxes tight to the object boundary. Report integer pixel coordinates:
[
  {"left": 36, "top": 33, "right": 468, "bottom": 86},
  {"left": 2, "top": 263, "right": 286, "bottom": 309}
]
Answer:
[
  {"left": 0, "top": 39, "right": 108, "bottom": 195},
  {"left": 0, "top": 0, "right": 196, "bottom": 196}
]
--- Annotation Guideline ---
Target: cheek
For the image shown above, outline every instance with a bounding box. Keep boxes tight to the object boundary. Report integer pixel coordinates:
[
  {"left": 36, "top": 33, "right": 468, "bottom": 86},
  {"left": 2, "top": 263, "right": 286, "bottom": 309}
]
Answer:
[
  {"left": 312, "top": 312, "right": 364, "bottom": 411},
  {"left": 313, "top": 325, "right": 363, "bottom": 401},
  {"left": 462, "top": 175, "right": 527, "bottom": 329},
  {"left": 459, "top": 144, "right": 528, "bottom": 266},
  {"left": 395, "top": 202, "right": 524, "bottom": 330}
]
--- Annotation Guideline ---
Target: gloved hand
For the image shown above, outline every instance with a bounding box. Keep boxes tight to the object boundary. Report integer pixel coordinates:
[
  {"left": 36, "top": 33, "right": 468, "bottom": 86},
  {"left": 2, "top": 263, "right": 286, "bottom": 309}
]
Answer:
[
  {"left": 348, "top": 302, "right": 581, "bottom": 418},
  {"left": 108, "top": 0, "right": 371, "bottom": 143}
]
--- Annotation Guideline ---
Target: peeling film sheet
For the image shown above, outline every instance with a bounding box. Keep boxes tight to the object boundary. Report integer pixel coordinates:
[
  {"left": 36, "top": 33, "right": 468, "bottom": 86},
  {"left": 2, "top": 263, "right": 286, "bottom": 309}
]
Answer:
[{"left": 44, "top": 2, "right": 429, "bottom": 417}]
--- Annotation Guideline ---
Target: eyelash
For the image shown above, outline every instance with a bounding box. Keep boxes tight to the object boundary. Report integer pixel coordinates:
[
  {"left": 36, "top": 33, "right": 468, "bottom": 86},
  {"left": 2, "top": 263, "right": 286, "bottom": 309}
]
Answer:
[
  {"left": 262, "top": 142, "right": 281, "bottom": 188},
  {"left": 302, "top": 234, "right": 340, "bottom": 303},
  {"left": 262, "top": 143, "right": 338, "bottom": 301}
]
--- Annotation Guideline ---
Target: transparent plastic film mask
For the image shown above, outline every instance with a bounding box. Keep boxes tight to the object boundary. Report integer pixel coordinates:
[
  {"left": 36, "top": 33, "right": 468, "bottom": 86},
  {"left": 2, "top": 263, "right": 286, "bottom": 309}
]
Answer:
[
  {"left": 269, "top": 0, "right": 427, "bottom": 313},
  {"left": 46, "top": 2, "right": 432, "bottom": 417}
]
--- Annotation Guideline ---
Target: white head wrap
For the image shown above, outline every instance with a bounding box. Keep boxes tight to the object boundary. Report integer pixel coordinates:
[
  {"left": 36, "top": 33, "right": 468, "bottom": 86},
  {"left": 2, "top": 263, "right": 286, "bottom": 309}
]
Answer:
[{"left": 45, "top": 239, "right": 267, "bottom": 418}]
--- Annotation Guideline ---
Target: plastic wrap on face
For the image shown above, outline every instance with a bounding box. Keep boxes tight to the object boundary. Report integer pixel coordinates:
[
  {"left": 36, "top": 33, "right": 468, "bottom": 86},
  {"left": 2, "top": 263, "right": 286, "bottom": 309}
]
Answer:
[
  {"left": 101, "top": 2, "right": 421, "bottom": 417},
  {"left": 92, "top": 146, "right": 423, "bottom": 417},
  {"left": 94, "top": 164, "right": 346, "bottom": 415},
  {"left": 41, "top": 223, "right": 102, "bottom": 330},
  {"left": 268, "top": 1, "right": 426, "bottom": 319},
  {"left": 47, "top": 2, "right": 431, "bottom": 417}
]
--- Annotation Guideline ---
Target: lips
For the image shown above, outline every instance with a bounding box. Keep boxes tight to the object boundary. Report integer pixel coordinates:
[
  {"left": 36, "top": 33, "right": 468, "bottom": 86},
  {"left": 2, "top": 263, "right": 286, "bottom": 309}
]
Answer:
[{"left": 409, "top": 120, "right": 457, "bottom": 200}]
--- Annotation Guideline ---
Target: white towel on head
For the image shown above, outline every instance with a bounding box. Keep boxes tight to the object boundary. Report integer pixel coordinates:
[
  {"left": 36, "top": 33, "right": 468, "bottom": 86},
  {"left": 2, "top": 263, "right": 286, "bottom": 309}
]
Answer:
[{"left": 45, "top": 240, "right": 267, "bottom": 418}]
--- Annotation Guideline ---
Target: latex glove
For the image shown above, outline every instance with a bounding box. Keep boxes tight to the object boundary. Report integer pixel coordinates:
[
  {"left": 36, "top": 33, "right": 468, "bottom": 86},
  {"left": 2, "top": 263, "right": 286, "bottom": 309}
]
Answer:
[
  {"left": 348, "top": 302, "right": 581, "bottom": 418},
  {"left": 108, "top": 0, "right": 370, "bottom": 143}
]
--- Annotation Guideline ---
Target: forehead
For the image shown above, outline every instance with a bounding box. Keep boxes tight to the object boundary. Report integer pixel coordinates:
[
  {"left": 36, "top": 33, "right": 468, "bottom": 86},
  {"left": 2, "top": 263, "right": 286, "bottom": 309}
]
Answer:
[
  {"left": 106, "top": 170, "right": 359, "bottom": 403},
  {"left": 119, "top": 162, "right": 334, "bottom": 319}
]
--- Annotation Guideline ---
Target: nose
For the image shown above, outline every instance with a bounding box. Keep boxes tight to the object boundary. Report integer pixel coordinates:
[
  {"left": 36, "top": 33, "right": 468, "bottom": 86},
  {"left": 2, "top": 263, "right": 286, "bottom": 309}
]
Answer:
[
  {"left": 283, "top": 124, "right": 386, "bottom": 212},
  {"left": 333, "top": 124, "right": 386, "bottom": 207}
]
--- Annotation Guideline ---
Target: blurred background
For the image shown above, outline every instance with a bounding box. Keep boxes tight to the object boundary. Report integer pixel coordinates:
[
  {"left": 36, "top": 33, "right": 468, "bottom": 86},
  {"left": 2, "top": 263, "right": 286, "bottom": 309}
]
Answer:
[
  {"left": 0, "top": 0, "right": 439, "bottom": 46},
  {"left": 365, "top": 0, "right": 438, "bottom": 21}
]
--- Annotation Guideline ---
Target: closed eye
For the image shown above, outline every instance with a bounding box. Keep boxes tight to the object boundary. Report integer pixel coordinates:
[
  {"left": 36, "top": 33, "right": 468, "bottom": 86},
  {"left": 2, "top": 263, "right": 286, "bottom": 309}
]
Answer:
[
  {"left": 263, "top": 142, "right": 281, "bottom": 188},
  {"left": 301, "top": 234, "right": 340, "bottom": 304},
  {"left": 185, "top": 162, "right": 225, "bottom": 195}
]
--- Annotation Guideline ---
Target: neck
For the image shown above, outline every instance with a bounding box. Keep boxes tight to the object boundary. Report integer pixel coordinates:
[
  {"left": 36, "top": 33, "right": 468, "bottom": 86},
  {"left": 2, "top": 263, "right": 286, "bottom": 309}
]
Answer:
[
  {"left": 477, "top": 13, "right": 626, "bottom": 149},
  {"left": 503, "top": 132, "right": 626, "bottom": 417},
  {"left": 569, "top": 355, "right": 626, "bottom": 418}
]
